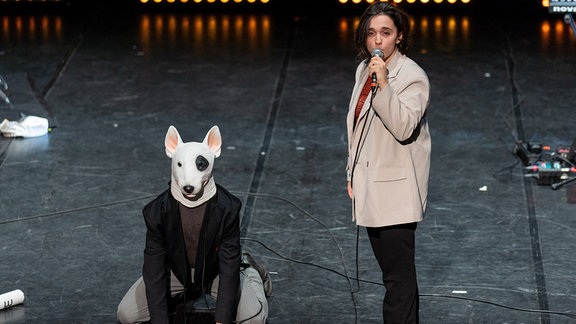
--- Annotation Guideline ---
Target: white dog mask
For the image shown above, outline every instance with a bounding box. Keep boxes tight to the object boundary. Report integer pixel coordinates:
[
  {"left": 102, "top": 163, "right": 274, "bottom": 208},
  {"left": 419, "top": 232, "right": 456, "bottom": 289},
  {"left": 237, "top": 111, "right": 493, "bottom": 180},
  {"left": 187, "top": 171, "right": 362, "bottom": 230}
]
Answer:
[{"left": 165, "top": 125, "right": 222, "bottom": 208}]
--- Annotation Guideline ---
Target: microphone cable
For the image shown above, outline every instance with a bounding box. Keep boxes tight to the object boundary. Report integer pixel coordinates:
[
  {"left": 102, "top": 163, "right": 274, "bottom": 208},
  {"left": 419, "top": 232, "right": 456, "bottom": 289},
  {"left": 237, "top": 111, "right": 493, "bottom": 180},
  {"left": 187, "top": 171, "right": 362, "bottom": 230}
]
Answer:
[
  {"left": 237, "top": 190, "right": 576, "bottom": 322},
  {"left": 235, "top": 191, "right": 361, "bottom": 324}
]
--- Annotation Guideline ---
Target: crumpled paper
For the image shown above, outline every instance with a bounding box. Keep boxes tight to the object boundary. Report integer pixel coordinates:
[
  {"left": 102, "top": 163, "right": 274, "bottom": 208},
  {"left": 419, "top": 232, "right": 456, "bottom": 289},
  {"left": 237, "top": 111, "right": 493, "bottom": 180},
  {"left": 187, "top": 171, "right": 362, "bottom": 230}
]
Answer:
[{"left": 0, "top": 115, "right": 49, "bottom": 138}]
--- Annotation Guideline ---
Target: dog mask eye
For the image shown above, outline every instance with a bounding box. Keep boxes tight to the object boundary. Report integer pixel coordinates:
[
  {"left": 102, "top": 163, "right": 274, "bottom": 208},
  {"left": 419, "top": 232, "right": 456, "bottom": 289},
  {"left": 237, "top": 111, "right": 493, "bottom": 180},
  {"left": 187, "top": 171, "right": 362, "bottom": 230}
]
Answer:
[{"left": 196, "top": 155, "right": 209, "bottom": 171}]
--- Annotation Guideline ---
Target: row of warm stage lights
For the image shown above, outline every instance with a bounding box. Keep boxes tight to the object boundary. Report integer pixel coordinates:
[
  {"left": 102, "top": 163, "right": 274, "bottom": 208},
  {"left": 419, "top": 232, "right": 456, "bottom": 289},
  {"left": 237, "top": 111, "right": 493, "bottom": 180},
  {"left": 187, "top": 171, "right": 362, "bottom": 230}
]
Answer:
[
  {"left": 0, "top": 0, "right": 63, "bottom": 2},
  {"left": 138, "top": 0, "right": 472, "bottom": 4},
  {"left": 139, "top": 0, "right": 270, "bottom": 3},
  {"left": 340, "top": 0, "right": 472, "bottom": 4}
]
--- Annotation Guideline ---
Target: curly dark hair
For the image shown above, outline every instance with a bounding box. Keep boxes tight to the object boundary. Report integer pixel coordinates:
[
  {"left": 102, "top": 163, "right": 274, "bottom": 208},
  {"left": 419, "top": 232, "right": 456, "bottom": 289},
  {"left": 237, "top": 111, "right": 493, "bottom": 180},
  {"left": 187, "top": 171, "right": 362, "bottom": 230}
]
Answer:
[{"left": 353, "top": 2, "right": 411, "bottom": 62}]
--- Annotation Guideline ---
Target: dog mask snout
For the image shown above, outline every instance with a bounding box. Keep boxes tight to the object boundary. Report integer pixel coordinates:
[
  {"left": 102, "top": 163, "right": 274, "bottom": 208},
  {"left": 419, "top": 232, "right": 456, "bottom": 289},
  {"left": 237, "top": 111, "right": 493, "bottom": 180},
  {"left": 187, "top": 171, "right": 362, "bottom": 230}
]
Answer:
[{"left": 183, "top": 185, "right": 194, "bottom": 194}]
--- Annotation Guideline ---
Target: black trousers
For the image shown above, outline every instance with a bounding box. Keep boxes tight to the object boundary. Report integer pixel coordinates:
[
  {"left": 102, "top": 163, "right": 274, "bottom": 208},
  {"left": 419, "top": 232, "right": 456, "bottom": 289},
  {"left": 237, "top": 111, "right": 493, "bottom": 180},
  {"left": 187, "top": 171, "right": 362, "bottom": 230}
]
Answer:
[{"left": 367, "top": 222, "right": 419, "bottom": 324}]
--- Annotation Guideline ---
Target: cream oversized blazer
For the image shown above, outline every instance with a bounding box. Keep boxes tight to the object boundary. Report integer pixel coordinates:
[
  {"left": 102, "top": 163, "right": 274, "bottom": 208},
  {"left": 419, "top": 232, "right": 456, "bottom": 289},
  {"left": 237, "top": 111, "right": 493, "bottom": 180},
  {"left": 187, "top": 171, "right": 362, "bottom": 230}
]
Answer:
[{"left": 346, "top": 52, "right": 431, "bottom": 228}]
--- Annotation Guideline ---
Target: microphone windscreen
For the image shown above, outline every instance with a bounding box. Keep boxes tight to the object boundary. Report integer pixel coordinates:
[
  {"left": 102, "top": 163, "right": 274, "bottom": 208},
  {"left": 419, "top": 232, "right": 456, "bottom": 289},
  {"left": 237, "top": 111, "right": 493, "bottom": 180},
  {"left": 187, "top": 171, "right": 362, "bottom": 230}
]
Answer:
[{"left": 371, "top": 48, "right": 383, "bottom": 58}]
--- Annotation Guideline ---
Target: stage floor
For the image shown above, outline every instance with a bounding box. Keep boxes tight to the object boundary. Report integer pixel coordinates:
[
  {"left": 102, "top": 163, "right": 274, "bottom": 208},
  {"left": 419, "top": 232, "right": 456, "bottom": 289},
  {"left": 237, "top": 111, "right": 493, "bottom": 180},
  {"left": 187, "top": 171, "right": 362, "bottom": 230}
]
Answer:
[{"left": 1, "top": 2, "right": 575, "bottom": 323}]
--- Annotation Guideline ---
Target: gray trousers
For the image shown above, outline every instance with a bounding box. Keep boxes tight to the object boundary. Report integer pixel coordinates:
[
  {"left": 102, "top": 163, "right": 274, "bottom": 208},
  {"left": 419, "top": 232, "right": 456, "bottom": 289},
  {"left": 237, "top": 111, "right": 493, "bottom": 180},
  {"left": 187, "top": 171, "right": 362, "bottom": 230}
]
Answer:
[{"left": 117, "top": 267, "right": 268, "bottom": 323}]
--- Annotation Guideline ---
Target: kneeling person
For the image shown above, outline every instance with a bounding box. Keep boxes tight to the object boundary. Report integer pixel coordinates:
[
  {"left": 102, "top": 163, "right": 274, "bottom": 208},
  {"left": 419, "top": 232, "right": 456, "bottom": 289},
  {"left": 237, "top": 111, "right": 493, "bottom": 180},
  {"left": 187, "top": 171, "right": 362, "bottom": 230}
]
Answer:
[{"left": 117, "top": 125, "right": 270, "bottom": 324}]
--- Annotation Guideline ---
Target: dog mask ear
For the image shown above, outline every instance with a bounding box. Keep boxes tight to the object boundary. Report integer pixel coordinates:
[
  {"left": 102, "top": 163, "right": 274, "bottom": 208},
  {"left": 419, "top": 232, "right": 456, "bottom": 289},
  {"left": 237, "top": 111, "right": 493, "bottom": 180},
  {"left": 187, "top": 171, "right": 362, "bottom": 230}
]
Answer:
[
  {"left": 203, "top": 125, "right": 222, "bottom": 158},
  {"left": 165, "top": 125, "right": 183, "bottom": 159}
]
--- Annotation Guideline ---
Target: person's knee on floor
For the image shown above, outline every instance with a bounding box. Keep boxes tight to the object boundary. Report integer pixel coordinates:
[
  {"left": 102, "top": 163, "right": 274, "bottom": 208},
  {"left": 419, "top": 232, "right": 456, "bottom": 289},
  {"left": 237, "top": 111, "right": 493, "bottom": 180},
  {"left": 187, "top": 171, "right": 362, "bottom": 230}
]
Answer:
[{"left": 237, "top": 266, "right": 268, "bottom": 323}]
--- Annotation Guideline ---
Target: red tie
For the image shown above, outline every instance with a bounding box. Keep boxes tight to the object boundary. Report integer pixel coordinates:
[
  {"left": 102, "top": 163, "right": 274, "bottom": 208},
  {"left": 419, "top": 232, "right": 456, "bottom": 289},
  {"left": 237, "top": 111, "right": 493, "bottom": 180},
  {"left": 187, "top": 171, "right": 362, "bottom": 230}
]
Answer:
[{"left": 355, "top": 76, "right": 372, "bottom": 125}]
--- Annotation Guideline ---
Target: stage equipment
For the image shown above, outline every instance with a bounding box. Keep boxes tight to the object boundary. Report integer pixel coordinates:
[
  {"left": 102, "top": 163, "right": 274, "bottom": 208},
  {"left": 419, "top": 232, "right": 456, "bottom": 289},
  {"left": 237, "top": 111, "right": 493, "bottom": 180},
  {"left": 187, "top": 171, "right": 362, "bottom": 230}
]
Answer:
[
  {"left": 0, "top": 290, "right": 25, "bottom": 311},
  {"left": 514, "top": 137, "right": 576, "bottom": 190}
]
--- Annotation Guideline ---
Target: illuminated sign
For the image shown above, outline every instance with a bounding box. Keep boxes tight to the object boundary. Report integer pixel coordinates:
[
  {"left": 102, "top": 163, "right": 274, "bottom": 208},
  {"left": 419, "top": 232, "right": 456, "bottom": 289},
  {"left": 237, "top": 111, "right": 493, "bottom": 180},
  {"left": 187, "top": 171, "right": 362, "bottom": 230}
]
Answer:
[{"left": 548, "top": 0, "right": 576, "bottom": 13}]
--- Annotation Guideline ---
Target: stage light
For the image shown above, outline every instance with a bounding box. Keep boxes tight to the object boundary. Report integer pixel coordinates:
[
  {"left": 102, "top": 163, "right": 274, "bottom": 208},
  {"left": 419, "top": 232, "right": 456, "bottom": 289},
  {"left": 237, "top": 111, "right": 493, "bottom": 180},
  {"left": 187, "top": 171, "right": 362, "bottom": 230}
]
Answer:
[{"left": 132, "top": 0, "right": 474, "bottom": 7}]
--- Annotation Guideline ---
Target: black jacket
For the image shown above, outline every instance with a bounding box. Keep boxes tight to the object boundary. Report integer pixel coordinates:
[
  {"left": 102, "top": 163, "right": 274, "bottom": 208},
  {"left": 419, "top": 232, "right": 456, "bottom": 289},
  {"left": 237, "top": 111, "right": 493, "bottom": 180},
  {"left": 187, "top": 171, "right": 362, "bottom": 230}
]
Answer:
[{"left": 142, "top": 184, "right": 242, "bottom": 324}]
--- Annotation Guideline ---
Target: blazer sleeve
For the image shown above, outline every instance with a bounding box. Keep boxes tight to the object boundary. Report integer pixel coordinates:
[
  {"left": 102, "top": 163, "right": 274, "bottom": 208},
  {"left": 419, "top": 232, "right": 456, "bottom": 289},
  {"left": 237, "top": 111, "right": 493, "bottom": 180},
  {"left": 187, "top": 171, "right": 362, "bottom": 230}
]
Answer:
[
  {"left": 371, "top": 60, "right": 430, "bottom": 142},
  {"left": 213, "top": 193, "right": 242, "bottom": 323},
  {"left": 142, "top": 201, "right": 171, "bottom": 324}
]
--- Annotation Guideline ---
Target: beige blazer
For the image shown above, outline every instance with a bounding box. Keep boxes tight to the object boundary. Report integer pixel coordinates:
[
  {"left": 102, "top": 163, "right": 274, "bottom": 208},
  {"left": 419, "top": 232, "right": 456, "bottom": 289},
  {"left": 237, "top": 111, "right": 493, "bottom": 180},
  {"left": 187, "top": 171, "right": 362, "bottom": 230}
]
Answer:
[{"left": 346, "top": 52, "right": 431, "bottom": 227}]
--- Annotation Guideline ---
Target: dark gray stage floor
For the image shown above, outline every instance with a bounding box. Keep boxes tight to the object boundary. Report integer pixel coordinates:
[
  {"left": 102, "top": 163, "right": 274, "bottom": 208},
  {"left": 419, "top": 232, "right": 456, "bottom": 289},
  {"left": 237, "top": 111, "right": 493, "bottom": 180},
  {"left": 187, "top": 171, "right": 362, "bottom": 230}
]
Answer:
[{"left": 1, "top": 1, "right": 575, "bottom": 323}]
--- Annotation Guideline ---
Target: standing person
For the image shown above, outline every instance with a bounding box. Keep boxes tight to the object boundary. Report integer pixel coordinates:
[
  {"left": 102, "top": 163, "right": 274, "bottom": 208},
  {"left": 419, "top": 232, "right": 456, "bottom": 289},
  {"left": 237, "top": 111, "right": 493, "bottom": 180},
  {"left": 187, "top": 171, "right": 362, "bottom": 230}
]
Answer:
[{"left": 346, "top": 2, "right": 430, "bottom": 323}]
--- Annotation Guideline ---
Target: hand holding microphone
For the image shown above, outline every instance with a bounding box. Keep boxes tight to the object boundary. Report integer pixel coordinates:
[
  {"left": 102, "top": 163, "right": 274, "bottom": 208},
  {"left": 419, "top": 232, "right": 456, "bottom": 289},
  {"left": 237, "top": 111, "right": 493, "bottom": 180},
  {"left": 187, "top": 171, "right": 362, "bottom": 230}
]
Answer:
[{"left": 370, "top": 48, "right": 384, "bottom": 92}]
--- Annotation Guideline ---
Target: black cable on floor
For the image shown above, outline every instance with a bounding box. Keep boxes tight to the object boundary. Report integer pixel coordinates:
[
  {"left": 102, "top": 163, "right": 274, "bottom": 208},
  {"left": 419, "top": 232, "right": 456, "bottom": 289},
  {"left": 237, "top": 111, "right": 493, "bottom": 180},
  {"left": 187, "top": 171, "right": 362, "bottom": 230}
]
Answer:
[
  {"left": 235, "top": 191, "right": 360, "bottom": 323},
  {"left": 1, "top": 187, "right": 573, "bottom": 321},
  {"left": 241, "top": 235, "right": 576, "bottom": 321},
  {"left": 0, "top": 194, "right": 157, "bottom": 225},
  {"left": 236, "top": 189, "right": 576, "bottom": 322}
]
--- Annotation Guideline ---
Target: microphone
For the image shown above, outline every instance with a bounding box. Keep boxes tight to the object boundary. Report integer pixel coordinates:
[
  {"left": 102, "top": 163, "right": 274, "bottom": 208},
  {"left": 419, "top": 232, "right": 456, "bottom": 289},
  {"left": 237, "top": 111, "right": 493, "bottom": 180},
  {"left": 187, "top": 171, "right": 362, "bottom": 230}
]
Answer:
[
  {"left": 370, "top": 48, "right": 383, "bottom": 92},
  {"left": 0, "top": 289, "right": 25, "bottom": 310}
]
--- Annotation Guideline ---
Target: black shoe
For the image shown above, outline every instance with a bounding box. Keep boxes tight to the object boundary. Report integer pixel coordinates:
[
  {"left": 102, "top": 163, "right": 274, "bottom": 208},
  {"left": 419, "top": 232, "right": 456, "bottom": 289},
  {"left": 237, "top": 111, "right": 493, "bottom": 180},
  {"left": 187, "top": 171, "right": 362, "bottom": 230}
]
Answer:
[{"left": 242, "top": 252, "right": 272, "bottom": 297}]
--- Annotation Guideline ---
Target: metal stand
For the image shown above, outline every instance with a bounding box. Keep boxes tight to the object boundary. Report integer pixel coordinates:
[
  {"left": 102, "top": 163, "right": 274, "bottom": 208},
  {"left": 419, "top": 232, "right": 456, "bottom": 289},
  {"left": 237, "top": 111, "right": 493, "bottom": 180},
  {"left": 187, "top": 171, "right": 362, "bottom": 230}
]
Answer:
[
  {"left": 552, "top": 176, "right": 576, "bottom": 190},
  {"left": 0, "top": 75, "right": 10, "bottom": 107},
  {"left": 0, "top": 75, "right": 21, "bottom": 122},
  {"left": 565, "top": 14, "right": 576, "bottom": 37}
]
